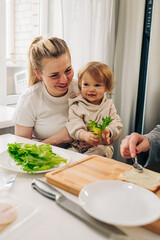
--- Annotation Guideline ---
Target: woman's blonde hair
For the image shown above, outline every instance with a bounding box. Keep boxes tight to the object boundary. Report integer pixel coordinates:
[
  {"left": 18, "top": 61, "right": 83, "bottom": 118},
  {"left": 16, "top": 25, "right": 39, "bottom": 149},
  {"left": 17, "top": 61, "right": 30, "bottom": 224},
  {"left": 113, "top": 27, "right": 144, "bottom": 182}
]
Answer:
[
  {"left": 78, "top": 61, "right": 114, "bottom": 95},
  {"left": 28, "top": 36, "right": 71, "bottom": 86}
]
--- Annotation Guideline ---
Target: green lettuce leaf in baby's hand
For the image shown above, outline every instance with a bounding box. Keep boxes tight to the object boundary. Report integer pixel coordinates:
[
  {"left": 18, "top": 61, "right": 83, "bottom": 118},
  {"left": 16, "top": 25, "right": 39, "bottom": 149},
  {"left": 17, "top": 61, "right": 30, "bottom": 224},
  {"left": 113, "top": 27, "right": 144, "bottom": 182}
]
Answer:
[
  {"left": 87, "top": 116, "right": 112, "bottom": 140},
  {"left": 7, "top": 143, "right": 67, "bottom": 173},
  {"left": 87, "top": 120, "right": 102, "bottom": 139}
]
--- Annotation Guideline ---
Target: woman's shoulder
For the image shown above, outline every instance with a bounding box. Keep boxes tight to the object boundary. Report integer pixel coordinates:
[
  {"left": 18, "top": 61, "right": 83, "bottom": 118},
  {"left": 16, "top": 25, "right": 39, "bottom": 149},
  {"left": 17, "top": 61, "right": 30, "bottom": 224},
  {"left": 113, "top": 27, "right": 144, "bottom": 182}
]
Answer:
[
  {"left": 19, "top": 82, "right": 42, "bottom": 100},
  {"left": 68, "top": 93, "right": 81, "bottom": 104},
  {"left": 15, "top": 82, "right": 42, "bottom": 109}
]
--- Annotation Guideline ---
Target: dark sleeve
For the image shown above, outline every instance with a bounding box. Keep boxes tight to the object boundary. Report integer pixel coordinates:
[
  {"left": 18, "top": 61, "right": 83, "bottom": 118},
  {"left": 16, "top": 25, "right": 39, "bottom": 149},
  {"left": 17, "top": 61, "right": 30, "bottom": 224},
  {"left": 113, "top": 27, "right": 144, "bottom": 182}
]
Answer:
[{"left": 138, "top": 125, "right": 160, "bottom": 172}]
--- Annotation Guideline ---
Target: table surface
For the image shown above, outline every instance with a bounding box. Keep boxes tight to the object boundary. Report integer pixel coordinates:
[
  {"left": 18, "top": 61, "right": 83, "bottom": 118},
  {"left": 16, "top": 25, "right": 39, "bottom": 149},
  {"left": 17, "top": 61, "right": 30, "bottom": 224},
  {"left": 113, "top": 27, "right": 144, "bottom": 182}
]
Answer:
[
  {"left": 0, "top": 134, "right": 159, "bottom": 240},
  {"left": 0, "top": 105, "right": 15, "bottom": 128}
]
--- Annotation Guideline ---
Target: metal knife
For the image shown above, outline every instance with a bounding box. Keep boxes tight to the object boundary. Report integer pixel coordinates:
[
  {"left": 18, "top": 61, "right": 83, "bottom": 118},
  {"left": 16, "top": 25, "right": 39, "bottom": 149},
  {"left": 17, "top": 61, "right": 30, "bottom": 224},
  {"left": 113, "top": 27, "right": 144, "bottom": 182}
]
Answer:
[{"left": 31, "top": 179, "right": 134, "bottom": 240}]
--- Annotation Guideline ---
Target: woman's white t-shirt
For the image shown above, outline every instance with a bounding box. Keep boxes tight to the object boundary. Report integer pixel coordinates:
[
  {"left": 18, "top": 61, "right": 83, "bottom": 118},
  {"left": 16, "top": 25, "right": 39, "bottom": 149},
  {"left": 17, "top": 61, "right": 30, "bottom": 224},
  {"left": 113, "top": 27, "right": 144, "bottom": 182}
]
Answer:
[{"left": 13, "top": 80, "right": 78, "bottom": 140}]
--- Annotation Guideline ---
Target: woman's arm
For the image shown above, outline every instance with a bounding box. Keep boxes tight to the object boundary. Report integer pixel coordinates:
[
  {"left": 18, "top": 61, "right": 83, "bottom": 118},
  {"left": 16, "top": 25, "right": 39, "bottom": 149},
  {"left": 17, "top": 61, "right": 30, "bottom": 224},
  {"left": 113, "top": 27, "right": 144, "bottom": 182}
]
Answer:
[
  {"left": 42, "top": 127, "right": 73, "bottom": 145},
  {"left": 15, "top": 124, "right": 33, "bottom": 139},
  {"left": 15, "top": 124, "right": 72, "bottom": 145}
]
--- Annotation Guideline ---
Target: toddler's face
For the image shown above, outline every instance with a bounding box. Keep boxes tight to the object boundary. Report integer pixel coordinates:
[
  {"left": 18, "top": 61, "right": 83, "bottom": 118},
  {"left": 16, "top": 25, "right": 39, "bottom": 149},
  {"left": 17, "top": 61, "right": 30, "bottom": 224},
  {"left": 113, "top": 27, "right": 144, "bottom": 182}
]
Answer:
[{"left": 81, "top": 72, "right": 107, "bottom": 105}]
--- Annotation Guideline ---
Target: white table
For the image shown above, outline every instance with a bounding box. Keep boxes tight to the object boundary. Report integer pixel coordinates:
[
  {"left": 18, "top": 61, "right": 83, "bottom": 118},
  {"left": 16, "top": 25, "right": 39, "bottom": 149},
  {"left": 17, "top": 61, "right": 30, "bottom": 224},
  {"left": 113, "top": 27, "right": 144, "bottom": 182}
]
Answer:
[{"left": 0, "top": 134, "right": 159, "bottom": 240}]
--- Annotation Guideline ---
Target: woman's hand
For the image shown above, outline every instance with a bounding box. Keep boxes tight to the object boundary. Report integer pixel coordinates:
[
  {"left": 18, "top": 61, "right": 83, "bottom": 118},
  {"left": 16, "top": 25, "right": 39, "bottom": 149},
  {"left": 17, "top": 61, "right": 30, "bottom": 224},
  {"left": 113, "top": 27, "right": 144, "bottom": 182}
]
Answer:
[
  {"left": 120, "top": 132, "right": 150, "bottom": 158},
  {"left": 42, "top": 127, "right": 73, "bottom": 145},
  {"left": 15, "top": 125, "right": 73, "bottom": 145},
  {"left": 79, "top": 130, "right": 100, "bottom": 147}
]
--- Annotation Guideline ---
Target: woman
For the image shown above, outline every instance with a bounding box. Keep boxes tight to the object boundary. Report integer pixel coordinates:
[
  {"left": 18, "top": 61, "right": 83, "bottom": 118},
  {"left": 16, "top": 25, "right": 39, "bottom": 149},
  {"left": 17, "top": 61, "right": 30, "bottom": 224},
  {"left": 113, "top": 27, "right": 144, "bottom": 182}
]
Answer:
[{"left": 13, "top": 36, "right": 78, "bottom": 146}]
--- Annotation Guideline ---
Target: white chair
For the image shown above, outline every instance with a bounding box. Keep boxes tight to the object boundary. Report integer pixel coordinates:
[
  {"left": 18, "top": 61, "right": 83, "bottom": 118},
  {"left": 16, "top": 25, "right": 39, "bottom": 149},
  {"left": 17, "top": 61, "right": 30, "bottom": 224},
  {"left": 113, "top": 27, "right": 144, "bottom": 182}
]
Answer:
[{"left": 14, "top": 70, "right": 28, "bottom": 94}]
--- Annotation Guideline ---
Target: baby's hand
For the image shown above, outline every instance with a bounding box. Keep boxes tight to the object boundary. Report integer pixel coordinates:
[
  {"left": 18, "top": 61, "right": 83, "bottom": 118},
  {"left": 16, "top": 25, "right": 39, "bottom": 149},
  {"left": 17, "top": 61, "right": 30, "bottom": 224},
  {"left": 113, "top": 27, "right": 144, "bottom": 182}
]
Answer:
[
  {"left": 84, "top": 132, "right": 100, "bottom": 147},
  {"left": 101, "top": 128, "right": 111, "bottom": 145}
]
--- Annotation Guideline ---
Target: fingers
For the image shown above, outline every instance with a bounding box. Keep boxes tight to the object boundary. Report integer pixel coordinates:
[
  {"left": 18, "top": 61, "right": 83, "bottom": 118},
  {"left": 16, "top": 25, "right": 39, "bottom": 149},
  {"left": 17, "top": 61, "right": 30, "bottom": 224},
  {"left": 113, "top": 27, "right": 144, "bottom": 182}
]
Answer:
[
  {"left": 103, "top": 135, "right": 111, "bottom": 144},
  {"left": 102, "top": 132, "right": 110, "bottom": 141},
  {"left": 120, "top": 132, "right": 146, "bottom": 159},
  {"left": 90, "top": 135, "right": 100, "bottom": 146},
  {"left": 101, "top": 128, "right": 111, "bottom": 144},
  {"left": 120, "top": 135, "right": 132, "bottom": 158},
  {"left": 85, "top": 133, "right": 100, "bottom": 147},
  {"left": 128, "top": 133, "right": 140, "bottom": 158},
  {"left": 136, "top": 136, "right": 150, "bottom": 153}
]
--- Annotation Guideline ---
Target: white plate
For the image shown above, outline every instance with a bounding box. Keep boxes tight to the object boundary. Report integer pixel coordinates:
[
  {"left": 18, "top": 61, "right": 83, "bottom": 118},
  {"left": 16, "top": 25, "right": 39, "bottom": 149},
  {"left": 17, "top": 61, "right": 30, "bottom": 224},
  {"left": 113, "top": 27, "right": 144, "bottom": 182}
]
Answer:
[
  {"left": 0, "top": 147, "right": 70, "bottom": 174},
  {"left": 79, "top": 180, "right": 160, "bottom": 227}
]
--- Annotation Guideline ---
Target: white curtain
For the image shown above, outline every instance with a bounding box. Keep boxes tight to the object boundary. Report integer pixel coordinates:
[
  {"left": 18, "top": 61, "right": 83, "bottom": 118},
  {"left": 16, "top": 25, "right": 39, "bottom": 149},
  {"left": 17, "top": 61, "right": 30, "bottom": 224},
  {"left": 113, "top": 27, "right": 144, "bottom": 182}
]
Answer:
[
  {"left": 143, "top": 0, "right": 160, "bottom": 134},
  {"left": 112, "top": 0, "right": 145, "bottom": 161},
  {"left": 47, "top": 0, "right": 118, "bottom": 77}
]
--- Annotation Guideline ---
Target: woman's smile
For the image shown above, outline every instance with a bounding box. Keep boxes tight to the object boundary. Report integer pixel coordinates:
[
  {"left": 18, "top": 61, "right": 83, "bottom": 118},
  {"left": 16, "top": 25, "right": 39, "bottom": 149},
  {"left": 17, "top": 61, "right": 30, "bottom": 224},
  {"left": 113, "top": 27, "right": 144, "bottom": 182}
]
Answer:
[{"left": 40, "top": 54, "right": 74, "bottom": 97}]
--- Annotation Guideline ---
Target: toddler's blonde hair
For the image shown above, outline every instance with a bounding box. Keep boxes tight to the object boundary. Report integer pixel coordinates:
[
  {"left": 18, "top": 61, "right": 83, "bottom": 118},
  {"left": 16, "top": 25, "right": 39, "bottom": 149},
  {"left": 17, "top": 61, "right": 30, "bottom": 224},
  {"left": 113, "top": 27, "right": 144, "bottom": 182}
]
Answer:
[{"left": 78, "top": 61, "right": 114, "bottom": 95}]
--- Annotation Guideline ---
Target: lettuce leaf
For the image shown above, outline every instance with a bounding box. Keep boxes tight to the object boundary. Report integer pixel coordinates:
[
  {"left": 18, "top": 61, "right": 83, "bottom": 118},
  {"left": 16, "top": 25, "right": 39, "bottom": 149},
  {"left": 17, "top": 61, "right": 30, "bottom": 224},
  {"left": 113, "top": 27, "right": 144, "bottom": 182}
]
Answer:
[
  {"left": 7, "top": 143, "right": 67, "bottom": 173},
  {"left": 87, "top": 116, "right": 112, "bottom": 140}
]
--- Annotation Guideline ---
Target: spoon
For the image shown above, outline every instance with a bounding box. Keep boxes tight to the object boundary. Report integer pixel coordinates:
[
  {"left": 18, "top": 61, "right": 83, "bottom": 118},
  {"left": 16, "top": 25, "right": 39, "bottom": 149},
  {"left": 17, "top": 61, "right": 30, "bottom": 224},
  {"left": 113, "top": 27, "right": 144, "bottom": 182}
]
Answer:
[{"left": 132, "top": 156, "right": 143, "bottom": 172}]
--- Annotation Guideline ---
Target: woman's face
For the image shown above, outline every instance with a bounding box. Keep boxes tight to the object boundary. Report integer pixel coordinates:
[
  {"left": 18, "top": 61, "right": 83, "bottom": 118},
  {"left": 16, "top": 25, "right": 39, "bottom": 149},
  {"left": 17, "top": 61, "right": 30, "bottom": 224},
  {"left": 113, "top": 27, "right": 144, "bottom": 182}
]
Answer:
[{"left": 39, "top": 53, "right": 74, "bottom": 97}]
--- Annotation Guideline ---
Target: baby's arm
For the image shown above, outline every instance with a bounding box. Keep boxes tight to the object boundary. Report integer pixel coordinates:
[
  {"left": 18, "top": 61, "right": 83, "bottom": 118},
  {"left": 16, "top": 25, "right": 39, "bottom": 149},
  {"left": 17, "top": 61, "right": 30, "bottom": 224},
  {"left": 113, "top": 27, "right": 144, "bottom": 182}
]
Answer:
[{"left": 103, "top": 102, "right": 123, "bottom": 142}]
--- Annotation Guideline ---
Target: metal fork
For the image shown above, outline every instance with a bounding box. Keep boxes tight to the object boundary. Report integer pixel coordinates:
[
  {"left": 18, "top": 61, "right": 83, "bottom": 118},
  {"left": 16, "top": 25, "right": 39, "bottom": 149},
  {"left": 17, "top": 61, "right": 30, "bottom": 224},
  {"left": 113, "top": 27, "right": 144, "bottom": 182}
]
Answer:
[{"left": 132, "top": 156, "right": 143, "bottom": 172}]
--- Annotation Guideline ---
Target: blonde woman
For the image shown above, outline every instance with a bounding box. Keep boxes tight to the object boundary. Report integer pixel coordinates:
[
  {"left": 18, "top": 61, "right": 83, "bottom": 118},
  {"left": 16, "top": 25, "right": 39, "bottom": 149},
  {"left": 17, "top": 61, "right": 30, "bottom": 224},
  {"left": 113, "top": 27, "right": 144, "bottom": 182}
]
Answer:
[{"left": 13, "top": 36, "right": 78, "bottom": 146}]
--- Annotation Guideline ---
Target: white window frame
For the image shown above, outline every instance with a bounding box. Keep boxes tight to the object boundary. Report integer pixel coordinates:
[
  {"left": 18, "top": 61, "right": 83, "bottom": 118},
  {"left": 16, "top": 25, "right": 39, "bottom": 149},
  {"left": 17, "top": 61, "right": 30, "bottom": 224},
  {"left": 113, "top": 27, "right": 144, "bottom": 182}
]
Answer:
[
  {"left": 6, "top": 0, "right": 14, "bottom": 60},
  {"left": 0, "top": 0, "right": 20, "bottom": 105},
  {"left": 0, "top": 0, "right": 7, "bottom": 105},
  {"left": 0, "top": 0, "right": 46, "bottom": 106}
]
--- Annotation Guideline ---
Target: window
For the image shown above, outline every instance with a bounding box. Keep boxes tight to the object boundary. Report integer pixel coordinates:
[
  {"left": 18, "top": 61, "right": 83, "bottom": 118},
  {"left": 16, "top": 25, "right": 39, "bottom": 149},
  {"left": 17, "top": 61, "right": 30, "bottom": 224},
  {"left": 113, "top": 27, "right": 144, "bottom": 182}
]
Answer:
[{"left": 0, "top": 0, "right": 40, "bottom": 105}]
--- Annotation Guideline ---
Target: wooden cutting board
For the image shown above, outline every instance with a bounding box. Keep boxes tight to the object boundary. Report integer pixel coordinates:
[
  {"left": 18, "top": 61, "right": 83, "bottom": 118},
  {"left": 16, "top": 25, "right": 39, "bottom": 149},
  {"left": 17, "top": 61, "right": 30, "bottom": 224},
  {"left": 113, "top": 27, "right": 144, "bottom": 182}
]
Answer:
[{"left": 45, "top": 155, "right": 160, "bottom": 235}]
